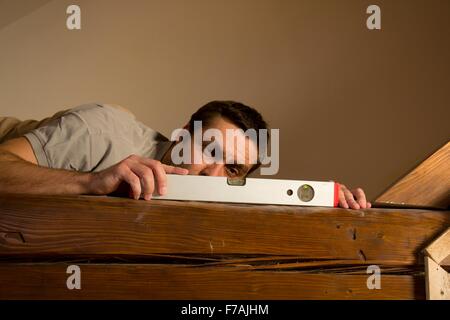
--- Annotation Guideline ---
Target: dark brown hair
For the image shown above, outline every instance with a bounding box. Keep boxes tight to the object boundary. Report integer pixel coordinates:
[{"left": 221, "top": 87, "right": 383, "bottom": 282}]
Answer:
[
  {"left": 189, "top": 100, "right": 268, "bottom": 133},
  {"left": 189, "top": 100, "right": 269, "bottom": 174}
]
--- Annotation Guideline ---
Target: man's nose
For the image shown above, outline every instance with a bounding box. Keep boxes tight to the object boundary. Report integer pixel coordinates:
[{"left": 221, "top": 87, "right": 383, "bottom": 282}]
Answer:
[{"left": 200, "top": 164, "right": 225, "bottom": 177}]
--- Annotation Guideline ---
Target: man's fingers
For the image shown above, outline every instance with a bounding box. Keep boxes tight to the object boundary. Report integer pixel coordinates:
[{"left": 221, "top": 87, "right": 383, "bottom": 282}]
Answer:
[
  {"left": 120, "top": 167, "right": 142, "bottom": 200},
  {"left": 338, "top": 186, "right": 349, "bottom": 209},
  {"left": 162, "top": 164, "right": 189, "bottom": 175},
  {"left": 115, "top": 155, "right": 189, "bottom": 200},
  {"left": 352, "top": 187, "right": 367, "bottom": 208},
  {"left": 128, "top": 155, "right": 188, "bottom": 176},
  {"left": 134, "top": 157, "right": 184, "bottom": 196},
  {"left": 343, "top": 187, "right": 360, "bottom": 209},
  {"left": 129, "top": 163, "right": 155, "bottom": 200},
  {"left": 150, "top": 161, "right": 168, "bottom": 196}
]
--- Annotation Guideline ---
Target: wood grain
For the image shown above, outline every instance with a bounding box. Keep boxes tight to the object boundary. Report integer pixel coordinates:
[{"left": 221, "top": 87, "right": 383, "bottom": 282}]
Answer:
[
  {"left": 376, "top": 141, "right": 450, "bottom": 209},
  {"left": 0, "top": 194, "right": 448, "bottom": 264},
  {"left": 424, "top": 228, "right": 450, "bottom": 266},
  {"left": 0, "top": 263, "right": 425, "bottom": 300},
  {"left": 425, "top": 256, "right": 450, "bottom": 300},
  {"left": 0, "top": 194, "right": 448, "bottom": 300}
]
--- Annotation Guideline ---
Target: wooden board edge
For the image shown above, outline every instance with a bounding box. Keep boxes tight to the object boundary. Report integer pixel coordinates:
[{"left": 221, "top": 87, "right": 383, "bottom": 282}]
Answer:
[{"left": 425, "top": 256, "right": 450, "bottom": 300}]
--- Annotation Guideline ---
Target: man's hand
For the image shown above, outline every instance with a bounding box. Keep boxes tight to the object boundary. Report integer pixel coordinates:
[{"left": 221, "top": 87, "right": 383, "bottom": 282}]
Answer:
[
  {"left": 337, "top": 184, "right": 371, "bottom": 209},
  {"left": 88, "top": 154, "right": 188, "bottom": 200}
]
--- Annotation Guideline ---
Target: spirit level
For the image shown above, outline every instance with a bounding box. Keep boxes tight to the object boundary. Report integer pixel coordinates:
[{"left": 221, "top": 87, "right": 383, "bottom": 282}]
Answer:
[{"left": 152, "top": 174, "right": 340, "bottom": 207}]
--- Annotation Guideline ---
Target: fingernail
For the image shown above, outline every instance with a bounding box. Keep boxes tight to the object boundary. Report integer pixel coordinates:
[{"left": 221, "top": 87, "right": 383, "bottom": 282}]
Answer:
[{"left": 161, "top": 187, "right": 167, "bottom": 195}]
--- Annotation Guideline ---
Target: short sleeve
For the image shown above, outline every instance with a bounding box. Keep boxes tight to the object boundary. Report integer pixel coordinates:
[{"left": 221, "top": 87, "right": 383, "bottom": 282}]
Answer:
[{"left": 24, "top": 112, "right": 91, "bottom": 171}]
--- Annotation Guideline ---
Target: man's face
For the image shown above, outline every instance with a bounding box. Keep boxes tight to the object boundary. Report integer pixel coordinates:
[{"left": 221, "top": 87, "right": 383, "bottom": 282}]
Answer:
[{"left": 172, "top": 116, "right": 258, "bottom": 178}]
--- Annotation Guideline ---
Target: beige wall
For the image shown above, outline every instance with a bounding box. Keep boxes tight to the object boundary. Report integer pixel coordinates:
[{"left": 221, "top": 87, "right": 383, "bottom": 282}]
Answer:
[{"left": 0, "top": 0, "right": 449, "bottom": 200}]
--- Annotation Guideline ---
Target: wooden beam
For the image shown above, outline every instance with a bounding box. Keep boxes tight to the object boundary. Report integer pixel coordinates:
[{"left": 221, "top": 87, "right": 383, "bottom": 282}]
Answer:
[
  {"left": 0, "top": 263, "right": 425, "bottom": 300},
  {"left": 424, "top": 228, "right": 450, "bottom": 266},
  {"left": 1, "top": 194, "right": 447, "bottom": 300},
  {"left": 425, "top": 256, "right": 450, "bottom": 300},
  {"left": 424, "top": 228, "right": 450, "bottom": 300},
  {"left": 0, "top": 194, "right": 449, "bottom": 264},
  {"left": 375, "top": 141, "right": 450, "bottom": 209}
]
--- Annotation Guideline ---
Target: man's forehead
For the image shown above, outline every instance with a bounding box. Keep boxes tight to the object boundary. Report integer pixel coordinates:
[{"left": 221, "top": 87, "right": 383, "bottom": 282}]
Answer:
[
  {"left": 225, "top": 134, "right": 257, "bottom": 156},
  {"left": 202, "top": 115, "right": 238, "bottom": 131},
  {"left": 201, "top": 117, "right": 259, "bottom": 164},
  {"left": 217, "top": 133, "right": 258, "bottom": 167}
]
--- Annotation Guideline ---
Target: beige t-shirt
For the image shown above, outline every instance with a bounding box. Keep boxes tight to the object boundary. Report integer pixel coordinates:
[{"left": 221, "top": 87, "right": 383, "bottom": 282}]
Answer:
[{"left": 24, "top": 103, "right": 172, "bottom": 172}]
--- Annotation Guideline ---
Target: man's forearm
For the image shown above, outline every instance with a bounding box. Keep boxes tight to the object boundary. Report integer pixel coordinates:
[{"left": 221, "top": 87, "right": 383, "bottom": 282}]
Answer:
[{"left": 0, "top": 150, "right": 92, "bottom": 195}]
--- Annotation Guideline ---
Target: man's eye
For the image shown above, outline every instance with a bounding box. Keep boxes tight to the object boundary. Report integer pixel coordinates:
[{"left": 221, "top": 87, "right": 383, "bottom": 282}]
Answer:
[{"left": 227, "top": 167, "right": 239, "bottom": 176}]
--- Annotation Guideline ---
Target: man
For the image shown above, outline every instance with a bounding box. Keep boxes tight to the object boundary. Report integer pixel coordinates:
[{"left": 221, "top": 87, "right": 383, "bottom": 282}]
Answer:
[{"left": 0, "top": 101, "right": 370, "bottom": 209}]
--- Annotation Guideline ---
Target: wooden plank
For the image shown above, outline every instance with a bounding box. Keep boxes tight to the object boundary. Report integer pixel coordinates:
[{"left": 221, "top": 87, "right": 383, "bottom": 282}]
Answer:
[
  {"left": 425, "top": 256, "right": 450, "bottom": 300},
  {"left": 424, "top": 228, "right": 450, "bottom": 266},
  {"left": 424, "top": 228, "right": 450, "bottom": 300},
  {"left": 375, "top": 141, "right": 450, "bottom": 209},
  {"left": 1, "top": 194, "right": 449, "bottom": 264},
  {"left": 0, "top": 263, "right": 425, "bottom": 300}
]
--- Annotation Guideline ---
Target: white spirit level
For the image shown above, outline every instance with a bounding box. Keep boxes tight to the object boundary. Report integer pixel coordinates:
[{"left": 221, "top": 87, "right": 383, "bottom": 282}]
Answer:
[{"left": 152, "top": 174, "right": 340, "bottom": 207}]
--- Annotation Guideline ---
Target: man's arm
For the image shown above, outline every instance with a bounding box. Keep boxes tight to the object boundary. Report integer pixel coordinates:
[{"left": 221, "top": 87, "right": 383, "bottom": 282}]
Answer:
[
  {"left": 0, "top": 138, "right": 91, "bottom": 194},
  {"left": 0, "top": 137, "right": 188, "bottom": 198}
]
